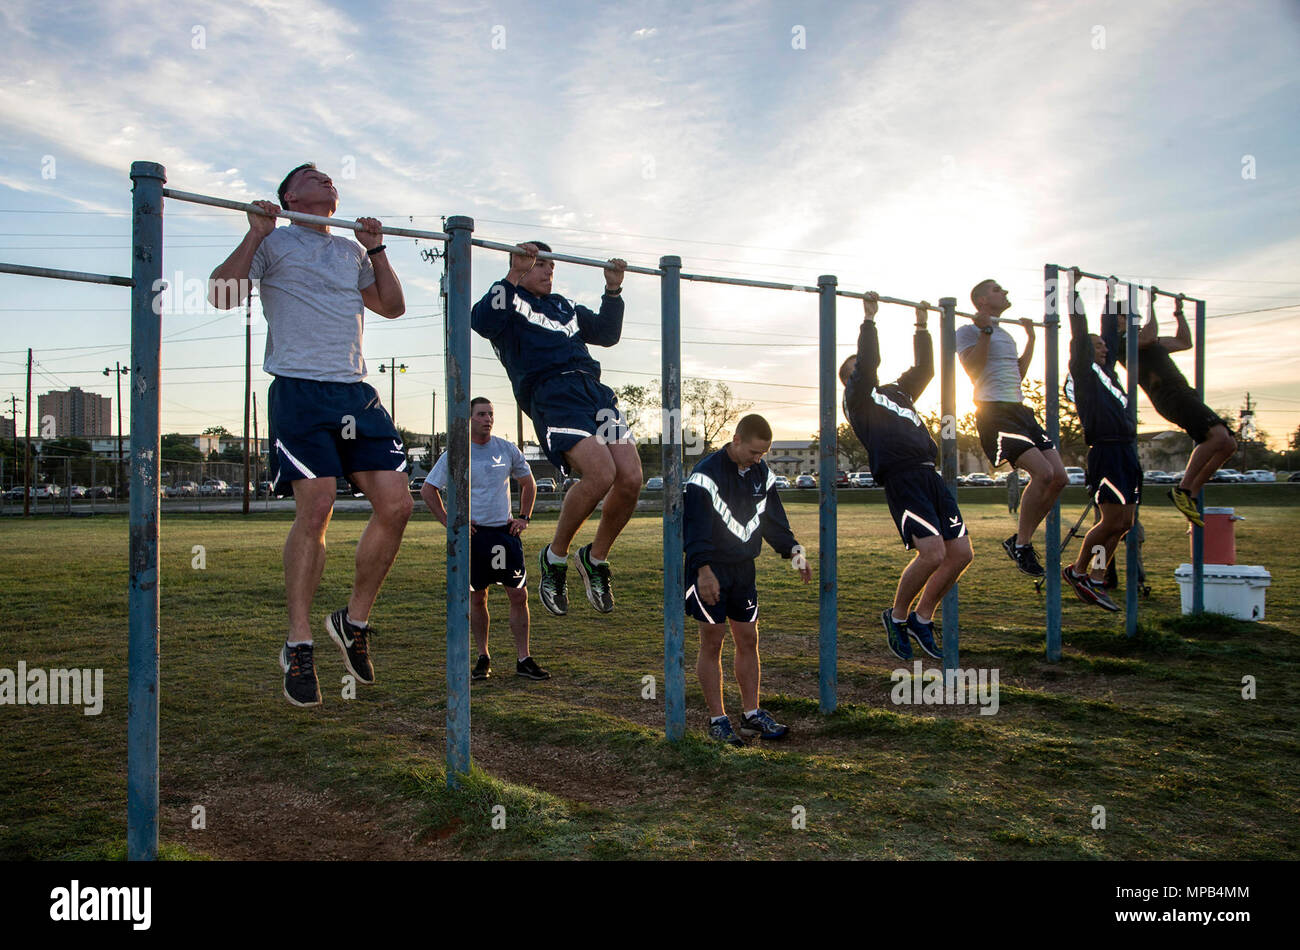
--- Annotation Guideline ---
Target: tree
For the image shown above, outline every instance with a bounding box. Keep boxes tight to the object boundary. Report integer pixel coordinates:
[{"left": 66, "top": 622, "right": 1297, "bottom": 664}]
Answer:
[
  {"left": 836, "top": 423, "right": 869, "bottom": 471},
  {"left": 614, "top": 382, "right": 661, "bottom": 434},
  {"left": 202, "top": 425, "right": 230, "bottom": 437},
  {"left": 1025, "top": 377, "right": 1084, "bottom": 464},
  {"left": 161, "top": 433, "right": 202, "bottom": 462},
  {"left": 683, "top": 378, "right": 752, "bottom": 450}
]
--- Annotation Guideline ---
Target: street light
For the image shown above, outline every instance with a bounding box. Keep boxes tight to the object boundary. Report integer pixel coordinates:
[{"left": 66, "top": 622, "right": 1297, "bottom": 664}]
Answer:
[
  {"left": 378, "top": 358, "right": 408, "bottom": 425},
  {"left": 104, "top": 363, "right": 129, "bottom": 499}
]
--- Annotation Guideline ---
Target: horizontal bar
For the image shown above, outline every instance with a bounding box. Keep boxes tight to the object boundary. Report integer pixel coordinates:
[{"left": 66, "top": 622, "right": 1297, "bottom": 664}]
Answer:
[
  {"left": 679, "top": 271, "right": 819, "bottom": 292},
  {"left": 836, "top": 289, "right": 941, "bottom": 311},
  {"left": 0, "top": 261, "right": 132, "bottom": 287},
  {"left": 163, "top": 188, "right": 450, "bottom": 242},
  {"left": 1051, "top": 265, "right": 1203, "bottom": 303},
  {"left": 472, "top": 237, "right": 661, "bottom": 276}
]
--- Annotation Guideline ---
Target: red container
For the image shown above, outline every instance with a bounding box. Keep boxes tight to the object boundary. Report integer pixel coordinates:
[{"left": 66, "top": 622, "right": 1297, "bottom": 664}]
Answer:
[{"left": 1198, "top": 506, "right": 1240, "bottom": 565}]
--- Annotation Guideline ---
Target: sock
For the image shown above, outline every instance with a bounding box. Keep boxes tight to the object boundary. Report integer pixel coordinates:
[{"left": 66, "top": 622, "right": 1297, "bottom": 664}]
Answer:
[
  {"left": 285, "top": 638, "right": 311, "bottom": 647},
  {"left": 710, "top": 714, "right": 728, "bottom": 724},
  {"left": 744, "top": 708, "right": 760, "bottom": 719},
  {"left": 546, "top": 545, "right": 567, "bottom": 565},
  {"left": 345, "top": 612, "right": 368, "bottom": 629},
  {"left": 587, "top": 551, "right": 608, "bottom": 566},
  {"left": 518, "top": 654, "right": 529, "bottom": 663},
  {"left": 913, "top": 612, "right": 933, "bottom": 626},
  {"left": 892, "top": 613, "right": 908, "bottom": 624}
]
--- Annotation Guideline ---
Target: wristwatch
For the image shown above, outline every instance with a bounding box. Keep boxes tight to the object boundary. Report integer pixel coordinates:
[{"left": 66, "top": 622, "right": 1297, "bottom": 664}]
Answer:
[
  {"left": 981, "top": 325, "right": 994, "bottom": 335},
  {"left": 518, "top": 513, "right": 531, "bottom": 522}
]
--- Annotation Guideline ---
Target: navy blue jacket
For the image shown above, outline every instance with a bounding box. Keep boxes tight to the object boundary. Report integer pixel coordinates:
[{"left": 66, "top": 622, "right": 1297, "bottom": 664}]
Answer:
[
  {"left": 842, "top": 320, "right": 938, "bottom": 481},
  {"left": 1069, "top": 288, "right": 1134, "bottom": 443},
  {"left": 470, "top": 280, "right": 624, "bottom": 414},
  {"left": 684, "top": 448, "right": 799, "bottom": 573}
]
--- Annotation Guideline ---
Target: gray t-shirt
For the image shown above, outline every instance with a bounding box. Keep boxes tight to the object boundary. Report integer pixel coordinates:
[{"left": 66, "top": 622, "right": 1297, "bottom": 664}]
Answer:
[
  {"left": 956, "top": 322, "right": 1023, "bottom": 402},
  {"left": 428, "top": 436, "right": 533, "bottom": 527},
  {"left": 249, "top": 225, "right": 376, "bottom": 383}
]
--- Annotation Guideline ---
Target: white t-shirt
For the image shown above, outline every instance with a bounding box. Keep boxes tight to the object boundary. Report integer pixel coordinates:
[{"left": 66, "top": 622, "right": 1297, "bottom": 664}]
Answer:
[
  {"left": 956, "top": 322, "right": 1023, "bottom": 402},
  {"left": 428, "top": 436, "right": 533, "bottom": 527}
]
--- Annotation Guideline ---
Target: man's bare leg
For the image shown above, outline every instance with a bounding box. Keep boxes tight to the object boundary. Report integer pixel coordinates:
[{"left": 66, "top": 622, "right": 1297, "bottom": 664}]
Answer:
[
  {"left": 892, "top": 535, "right": 945, "bottom": 619},
  {"left": 1015, "top": 447, "right": 1068, "bottom": 545},
  {"left": 470, "top": 589, "right": 490, "bottom": 657},
  {"left": 284, "top": 477, "right": 337, "bottom": 642},
  {"left": 696, "top": 623, "right": 728, "bottom": 717},
  {"left": 1181, "top": 425, "right": 1237, "bottom": 496},
  {"left": 506, "top": 586, "right": 531, "bottom": 659},
  {"left": 549, "top": 436, "right": 615, "bottom": 558},
  {"left": 590, "top": 441, "right": 642, "bottom": 561},
  {"left": 915, "top": 537, "right": 974, "bottom": 620},
  {"left": 346, "top": 469, "right": 414, "bottom": 624}
]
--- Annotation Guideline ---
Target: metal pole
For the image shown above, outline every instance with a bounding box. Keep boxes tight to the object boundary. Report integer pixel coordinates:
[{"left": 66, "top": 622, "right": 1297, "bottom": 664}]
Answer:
[
  {"left": 253, "top": 392, "right": 260, "bottom": 504},
  {"left": 1044, "top": 265, "right": 1062, "bottom": 662},
  {"left": 443, "top": 217, "right": 473, "bottom": 783},
  {"left": 661, "top": 255, "right": 685, "bottom": 741},
  {"left": 128, "top": 160, "right": 165, "bottom": 860},
  {"left": 817, "top": 275, "right": 837, "bottom": 714},
  {"left": 939, "top": 297, "right": 960, "bottom": 672},
  {"left": 116, "top": 365, "right": 124, "bottom": 503},
  {"left": 23, "top": 348, "right": 31, "bottom": 517},
  {"left": 243, "top": 296, "right": 251, "bottom": 514},
  {"left": 0, "top": 262, "right": 132, "bottom": 286},
  {"left": 1125, "top": 282, "right": 1140, "bottom": 637},
  {"left": 1192, "top": 299, "right": 1206, "bottom": 613}
]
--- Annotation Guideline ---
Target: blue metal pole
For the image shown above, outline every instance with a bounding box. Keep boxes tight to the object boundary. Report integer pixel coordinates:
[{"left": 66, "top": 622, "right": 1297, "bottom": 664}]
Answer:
[
  {"left": 660, "top": 256, "right": 685, "bottom": 741},
  {"left": 1125, "top": 282, "right": 1140, "bottom": 637},
  {"left": 1043, "top": 265, "right": 1062, "bottom": 662},
  {"left": 1192, "top": 299, "right": 1206, "bottom": 613},
  {"left": 939, "top": 297, "right": 960, "bottom": 673},
  {"left": 443, "top": 216, "right": 473, "bottom": 783},
  {"left": 817, "top": 275, "right": 837, "bottom": 714},
  {"left": 128, "top": 161, "right": 165, "bottom": 861}
]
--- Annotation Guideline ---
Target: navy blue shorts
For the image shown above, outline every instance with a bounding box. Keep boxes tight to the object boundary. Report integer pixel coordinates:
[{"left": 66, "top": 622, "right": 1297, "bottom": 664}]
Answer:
[
  {"left": 1087, "top": 443, "right": 1142, "bottom": 506},
  {"left": 470, "top": 525, "right": 527, "bottom": 592},
  {"left": 685, "top": 560, "right": 758, "bottom": 624},
  {"left": 1153, "top": 390, "right": 1230, "bottom": 445},
  {"left": 882, "top": 465, "right": 967, "bottom": 550},
  {"left": 975, "top": 401, "right": 1054, "bottom": 467},
  {"left": 268, "top": 376, "right": 405, "bottom": 494},
  {"left": 529, "top": 372, "right": 630, "bottom": 475}
]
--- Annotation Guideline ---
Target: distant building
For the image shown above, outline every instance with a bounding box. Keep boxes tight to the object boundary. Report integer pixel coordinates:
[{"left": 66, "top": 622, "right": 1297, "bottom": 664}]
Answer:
[
  {"left": 767, "top": 440, "right": 852, "bottom": 477},
  {"left": 1137, "top": 430, "right": 1193, "bottom": 473},
  {"left": 0, "top": 415, "right": 13, "bottom": 440},
  {"left": 37, "top": 387, "right": 111, "bottom": 438}
]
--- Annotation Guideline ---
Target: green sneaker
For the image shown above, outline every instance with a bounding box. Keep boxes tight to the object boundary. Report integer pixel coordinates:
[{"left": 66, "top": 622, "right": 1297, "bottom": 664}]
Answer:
[
  {"left": 1168, "top": 487, "right": 1204, "bottom": 527},
  {"left": 537, "top": 545, "right": 569, "bottom": 616},
  {"left": 575, "top": 543, "right": 614, "bottom": 613},
  {"left": 882, "top": 609, "right": 912, "bottom": 661}
]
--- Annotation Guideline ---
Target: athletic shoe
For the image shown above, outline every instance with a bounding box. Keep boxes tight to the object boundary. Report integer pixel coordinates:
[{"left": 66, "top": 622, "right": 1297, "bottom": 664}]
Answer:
[
  {"left": 537, "top": 545, "right": 569, "bottom": 616},
  {"left": 325, "top": 607, "right": 374, "bottom": 684},
  {"left": 516, "top": 656, "right": 551, "bottom": 680},
  {"left": 707, "top": 717, "right": 746, "bottom": 747},
  {"left": 472, "top": 654, "right": 491, "bottom": 680},
  {"left": 1063, "top": 565, "right": 1103, "bottom": 605},
  {"left": 575, "top": 543, "right": 614, "bottom": 614},
  {"left": 906, "top": 612, "right": 943, "bottom": 659},
  {"left": 1002, "top": 534, "right": 1045, "bottom": 577},
  {"left": 739, "top": 709, "right": 790, "bottom": 740},
  {"left": 1168, "top": 487, "right": 1204, "bottom": 527},
  {"left": 1089, "top": 582, "right": 1121, "bottom": 613},
  {"left": 882, "top": 609, "right": 912, "bottom": 661},
  {"left": 280, "top": 642, "right": 321, "bottom": 708}
]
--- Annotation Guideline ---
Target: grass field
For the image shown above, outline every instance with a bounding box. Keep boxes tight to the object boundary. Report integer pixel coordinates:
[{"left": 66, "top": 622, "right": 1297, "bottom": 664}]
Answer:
[{"left": 2, "top": 487, "right": 1297, "bottom": 860}]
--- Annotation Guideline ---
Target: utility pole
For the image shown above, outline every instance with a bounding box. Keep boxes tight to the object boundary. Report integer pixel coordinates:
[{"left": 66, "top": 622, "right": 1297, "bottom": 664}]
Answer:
[
  {"left": 24, "top": 348, "right": 32, "bottom": 517},
  {"left": 104, "top": 363, "right": 128, "bottom": 501},
  {"left": 243, "top": 291, "right": 253, "bottom": 514},
  {"left": 7, "top": 394, "right": 19, "bottom": 486},
  {"left": 252, "top": 391, "right": 260, "bottom": 500},
  {"left": 423, "top": 238, "right": 448, "bottom": 458}
]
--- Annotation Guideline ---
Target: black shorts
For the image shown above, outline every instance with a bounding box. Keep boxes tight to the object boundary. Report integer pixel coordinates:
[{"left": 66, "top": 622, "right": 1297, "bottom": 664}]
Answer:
[
  {"left": 470, "top": 525, "right": 527, "bottom": 592},
  {"left": 685, "top": 560, "right": 758, "bottom": 624},
  {"left": 530, "top": 372, "right": 631, "bottom": 475},
  {"left": 883, "top": 466, "right": 967, "bottom": 550},
  {"left": 974, "top": 401, "right": 1054, "bottom": 467},
  {"left": 1152, "top": 390, "right": 1230, "bottom": 445},
  {"left": 1086, "top": 443, "right": 1142, "bottom": 507},
  {"left": 268, "top": 376, "right": 405, "bottom": 495}
]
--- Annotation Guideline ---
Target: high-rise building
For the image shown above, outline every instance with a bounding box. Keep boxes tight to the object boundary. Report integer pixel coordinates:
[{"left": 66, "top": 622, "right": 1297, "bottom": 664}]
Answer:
[
  {"left": 0, "top": 414, "right": 13, "bottom": 440},
  {"left": 37, "top": 387, "right": 111, "bottom": 438}
]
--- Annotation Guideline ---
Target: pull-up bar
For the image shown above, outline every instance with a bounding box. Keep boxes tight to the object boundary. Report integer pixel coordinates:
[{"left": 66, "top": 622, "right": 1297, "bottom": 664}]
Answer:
[
  {"left": 0, "top": 262, "right": 133, "bottom": 287},
  {"left": 1058, "top": 265, "right": 1202, "bottom": 302}
]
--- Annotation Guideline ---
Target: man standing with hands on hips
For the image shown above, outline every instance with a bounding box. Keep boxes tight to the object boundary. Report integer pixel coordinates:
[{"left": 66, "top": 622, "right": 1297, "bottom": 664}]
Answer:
[{"left": 208, "top": 162, "right": 410, "bottom": 708}]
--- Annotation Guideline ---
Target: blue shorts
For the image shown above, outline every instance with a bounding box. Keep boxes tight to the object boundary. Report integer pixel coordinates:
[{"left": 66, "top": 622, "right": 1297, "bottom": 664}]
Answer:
[
  {"left": 1087, "top": 442, "right": 1142, "bottom": 506},
  {"left": 529, "top": 372, "right": 630, "bottom": 475},
  {"left": 470, "top": 525, "right": 527, "bottom": 592},
  {"left": 268, "top": 376, "right": 405, "bottom": 494},
  {"left": 685, "top": 560, "right": 758, "bottom": 624},
  {"left": 882, "top": 465, "right": 967, "bottom": 550}
]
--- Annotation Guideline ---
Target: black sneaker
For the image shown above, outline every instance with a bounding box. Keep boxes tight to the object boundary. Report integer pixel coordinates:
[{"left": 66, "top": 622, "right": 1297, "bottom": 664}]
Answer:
[
  {"left": 707, "top": 717, "right": 745, "bottom": 747},
  {"left": 1089, "top": 580, "right": 1121, "bottom": 613},
  {"left": 1063, "top": 565, "right": 1103, "bottom": 606},
  {"left": 906, "top": 612, "right": 942, "bottom": 659},
  {"left": 575, "top": 543, "right": 614, "bottom": 613},
  {"left": 537, "top": 545, "right": 569, "bottom": 616},
  {"left": 325, "top": 607, "right": 374, "bottom": 684},
  {"left": 1006, "top": 537, "right": 1045, "bottom": 577},
  {"left": 280, "top": 641, "right": 321, "bottom": 707},
  {"left": 472, "top": 654, "right": 491, "bottom": 680},
  {"left": 882, "top": 609, "right": 912, "bottom": 661},
  {"left": 739, "top": 709, "right": 790, "bottom": 740},
  {"left": 516, "top": 656, "right": 551, "bottom": 680}
]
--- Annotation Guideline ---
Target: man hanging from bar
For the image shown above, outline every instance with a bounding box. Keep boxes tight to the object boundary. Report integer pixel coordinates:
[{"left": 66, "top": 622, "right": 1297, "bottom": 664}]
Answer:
[
  {"left": 1060, "top": 271, "right": 1135, "bottom": 612},
  {"left": 684, "top": 413, "right": 811, "bottom": 745},
  {"left": 208, "top": 163, "right": 410, "bottom": 707},
  {"left": 957, "top": 279, "right": 1068, "bottom": 577},
  {"left": 471, "top": 241, "right": 635, "bottom": 616},
  {"left": 840, "top": 293, "right": 973, "bottom": 660},
  {"left": 1118, "top": 292, "right": 1236, "bottom": 528}
]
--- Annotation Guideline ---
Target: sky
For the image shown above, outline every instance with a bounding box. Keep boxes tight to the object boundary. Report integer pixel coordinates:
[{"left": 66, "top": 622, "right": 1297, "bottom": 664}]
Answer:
[{"left": 1, "top": 0, "right": 1298, "bottom": 448}]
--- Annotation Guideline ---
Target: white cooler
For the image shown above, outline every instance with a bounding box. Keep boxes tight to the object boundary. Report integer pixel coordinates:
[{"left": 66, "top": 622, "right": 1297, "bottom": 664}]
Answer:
[{"left": 1174, "top": 564, "right": 1271, "bottom": 621}]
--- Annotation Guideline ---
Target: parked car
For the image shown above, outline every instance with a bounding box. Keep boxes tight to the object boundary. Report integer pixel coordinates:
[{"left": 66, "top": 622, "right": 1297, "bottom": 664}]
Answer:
[
  {"left": 3, "top": 486, "right": 27, "bottom": 500},
  {"left": 165, "top": 481, "right": 198, "bottom": 497},
  {"left": 1244, "top": 470, "right": 1275, "bottom": 483},
  {"left": 836, "top": 470, "right": 849, "bottom": 488},
  {"left": 199, "top": 479, "right": 229, "bottom": 496},
  {"left": 848, "top": 471, "right": 873, "bottom": 487},
  {"left": 33, "top": 483, "right": 62, "bottom": 498},
  {"left": 65, "top": 484, "right": 87, "bottom": 498},
  {"left": 409, "top": 476, "right": 426, "bottom": 492},
  {"left": 1144, "top": 470, "right": 1171, "bottom": 484},
  {"left": 644, "top": 476, "right": 664, "bottom": 491},
  {"left": 562, "top": 477, "right": 581, "bottom": 493},
  {"left": 1211, "top": 468, "right": 1244, "bottom": 483},
  {"left": 773, "top": 475, "right": 791, "bottom": 490},
  {"left": 1290, "top": 472, "right": 1300, "bottom": 483},
  {"left": 536, "top": 478, "right": 557, "bottom": 492},
  {"left": 795, "top": 474, "right": 817, "bottom": 489},
  {"left": 334, "top": 476, "right": 362, "bottom": 497},
  {"left": 91, "top": 485, "right": 114, "bottom": 498},
  {"left": 1064, "top": 466, "right": 1086, "bottom": 486},
  {"left": 966, "top": 473, "right": 994, "bottom": 486}
]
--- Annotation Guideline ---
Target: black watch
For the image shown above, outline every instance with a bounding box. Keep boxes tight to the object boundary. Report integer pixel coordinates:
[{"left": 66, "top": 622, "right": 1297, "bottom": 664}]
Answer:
[
  {"left": 981, "top": 325, "right": 994, "bottom": 335},
  {"left": 366, "top": 244, "right": 387, "bottom": 257},
  {"left": 518, "top": 513, "right": 531, "bottom": 522}
]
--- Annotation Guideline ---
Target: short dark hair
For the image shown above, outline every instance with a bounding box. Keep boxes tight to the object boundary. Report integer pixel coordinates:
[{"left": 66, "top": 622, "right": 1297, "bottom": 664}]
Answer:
[
  {"left": 838, "top": 355, "right": 857, "bottom": 385},
  {"left": 278, "top": 162, "right": 316, "bottom": 208},
  {"left": 735, "top": 414, "right": 772, "bottom": 443},
  {"left": 470, "top": 397, "right": 493, "bottom": 410},
  {"left": 970, "top": 278, "right": 997, "bottom": 308},
  {"left": 528, "top": 240, "right": 553, "bottom": 253}
]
